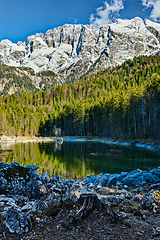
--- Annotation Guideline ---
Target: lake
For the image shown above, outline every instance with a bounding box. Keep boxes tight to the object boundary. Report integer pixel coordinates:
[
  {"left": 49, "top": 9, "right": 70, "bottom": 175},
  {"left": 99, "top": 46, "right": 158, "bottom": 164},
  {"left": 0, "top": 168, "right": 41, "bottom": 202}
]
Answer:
[{"left": 0, "top": 141, "right": 160, "bottom": 178}]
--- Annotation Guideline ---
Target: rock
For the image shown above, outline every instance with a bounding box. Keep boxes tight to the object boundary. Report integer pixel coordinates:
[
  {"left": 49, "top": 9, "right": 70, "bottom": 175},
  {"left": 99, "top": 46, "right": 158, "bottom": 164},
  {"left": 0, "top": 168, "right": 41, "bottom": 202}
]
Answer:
[
  {"left": 122, "top": 172, "right": 147, "bottom": 186},
  {"left": 117, "top": 211, "right": 128, "bottom": 218},
  {"left": 70, "top": 194, "right": 78, "bottom": 202},
  {"left": 0, "top": 163, "right": 9, "bottom": 168},
  {"left": 137, "top": 187, "right": 146, "bottom": 194},
  {"left": 150, "top": 183, "right": 160, "bottom": 190},
  {"left": 0, "top": 17, "right": 159, "bottom": 84},
  {"left": 21, "top": 200, "right": 46, "bottom": 212},
  {"left": 39, "top": 185, "right": 47, "bottom": 193},
  {"left": 104, "top": 196, "right": 120, "bottom": 206},
  {"left": 1, "top": 163, "right": 160, "bottom": 236},
  {"left": 2, "top": 206, "right": 31, "bottom": 234},
  {"left": 24, "top": 165, "right": 39, "bottom": 171},
  {"left": 83, "top": 174, "right": 97, "bottom": 184},
  {"left": 132, "top": 195, "right": 142, "bottom": 202},
  {"left": 46, "top": 183, "right": 52, "bottom": 189},
  {"left": 117, "top": 189, "right": 133, "bottom": 200},
  {"left": 0, "top": 164, "right": 40, "bottom": 199},
  {"left": 150, "top": 168, "right": 160, "bottom": 178},
  {"left": 107, "top": 174, "right": 121, "bottom": 187},
  {"left": 123, "top": 199, "right": 130, "bottom": 205},
  {"left": 141, "top": 193, "right": 157, "bottom": 212},
  {"left": 40, "top": 172, "right": 50, "bottom": 183},
  {"left": 141, "top": 171, "right": 159, "bottom": 183},
  {"left": 51, "top": 175, "right": 59, "bottom": 183},
  {"left": 63, "top": 179, "right": 74, "bottom": 187},
  {"left": 116, "top": 180, "right": 123, "bottom": 187},
  {"left": 95, "top": 173, "right": 110, "bottom": 187}
]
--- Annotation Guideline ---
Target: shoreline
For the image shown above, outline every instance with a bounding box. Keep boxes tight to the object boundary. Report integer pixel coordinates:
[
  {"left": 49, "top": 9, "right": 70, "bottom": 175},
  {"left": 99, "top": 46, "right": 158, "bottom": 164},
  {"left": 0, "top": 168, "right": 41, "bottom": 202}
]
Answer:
[
  {"left": 1, "top": 135, "right": 160, "bottom": 153},
  {"left": 1, "top": 162, "right": 160, "bottom": 238}
]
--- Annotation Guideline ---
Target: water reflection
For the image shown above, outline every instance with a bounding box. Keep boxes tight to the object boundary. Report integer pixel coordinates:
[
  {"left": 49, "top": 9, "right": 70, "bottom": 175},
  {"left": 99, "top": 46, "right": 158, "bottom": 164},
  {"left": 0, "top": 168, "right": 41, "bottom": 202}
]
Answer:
[{"left": 0, "top": 141, "right": 160, "bottom": 178}]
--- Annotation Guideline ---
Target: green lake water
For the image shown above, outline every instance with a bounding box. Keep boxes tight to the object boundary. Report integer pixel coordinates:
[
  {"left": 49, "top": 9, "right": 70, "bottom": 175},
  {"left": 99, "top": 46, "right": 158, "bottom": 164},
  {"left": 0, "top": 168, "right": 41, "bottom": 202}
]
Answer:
[{"left": 0, "top": 141, "right": 160, "bottom": 178}]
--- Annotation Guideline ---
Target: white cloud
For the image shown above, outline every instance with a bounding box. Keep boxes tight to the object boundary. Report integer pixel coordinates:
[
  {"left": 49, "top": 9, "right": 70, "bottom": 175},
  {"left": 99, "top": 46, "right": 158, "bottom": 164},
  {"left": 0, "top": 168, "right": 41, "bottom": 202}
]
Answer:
[
  {"left": 90, "top": 0, "right": 125, "bottom": 28},
  {"left": 141, "top": 0, "right": 160, "bottom": 21}
]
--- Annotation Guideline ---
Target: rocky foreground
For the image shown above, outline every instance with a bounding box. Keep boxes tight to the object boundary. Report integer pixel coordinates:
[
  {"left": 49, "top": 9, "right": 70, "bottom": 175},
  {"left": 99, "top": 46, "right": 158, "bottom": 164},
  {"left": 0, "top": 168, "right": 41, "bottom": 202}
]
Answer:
[{"left": 1, "top": 163, "right": 160, "bottom": 239}]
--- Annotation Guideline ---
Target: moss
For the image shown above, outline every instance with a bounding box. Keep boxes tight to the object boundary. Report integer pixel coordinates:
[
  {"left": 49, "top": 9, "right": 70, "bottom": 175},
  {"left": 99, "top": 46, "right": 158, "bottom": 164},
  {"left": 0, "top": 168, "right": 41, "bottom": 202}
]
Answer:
[
  {"left": 43, "top": 200, "right": 76, "bottom": 217},
  {"left": 36, "top": 233, "right": 44, "bottom": 240},
  {"left": 59, "top": 200, "right": 75, "bottom": 210},
  {"left": 104, "top": 211, "right": 111, "bottom": 221},
  {"left": 43, "top": 205, "right": 61, "bottom": 217}
]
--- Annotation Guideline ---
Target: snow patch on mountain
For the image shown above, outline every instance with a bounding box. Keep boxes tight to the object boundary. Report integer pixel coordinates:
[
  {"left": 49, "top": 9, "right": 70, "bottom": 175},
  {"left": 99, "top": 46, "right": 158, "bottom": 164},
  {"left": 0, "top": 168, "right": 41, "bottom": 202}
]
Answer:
[{"left": 0, "top": 17, "right": 160, "bottom": 81}]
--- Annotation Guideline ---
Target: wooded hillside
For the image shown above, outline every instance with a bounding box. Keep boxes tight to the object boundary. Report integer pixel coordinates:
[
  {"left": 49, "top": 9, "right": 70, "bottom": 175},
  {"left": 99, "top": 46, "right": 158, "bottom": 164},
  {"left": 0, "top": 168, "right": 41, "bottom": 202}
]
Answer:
[{"left": 1, "top": 55, "right": 160, "bottom": 139}]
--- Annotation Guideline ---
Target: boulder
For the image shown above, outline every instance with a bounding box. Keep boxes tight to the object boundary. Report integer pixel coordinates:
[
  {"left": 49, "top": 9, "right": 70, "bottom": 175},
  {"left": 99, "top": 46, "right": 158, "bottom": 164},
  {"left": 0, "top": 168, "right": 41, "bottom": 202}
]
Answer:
[
  {"left": 141, "top": 171, "right": 159, "bottom": 183},
  {"left": 83, "top": 174, "right": 97, "bottom": 184},
  {"left": 122, "top": 172, "right": 147, "bottom": 186},
  {"left": 2, "top": 207, "right": 31, "bottom": 234},
  {"left": 150, "top": 168, "right": 160, "bottom": 178},
  {"left": 0, "top": 163, "right": 40, "bottom": 199}
]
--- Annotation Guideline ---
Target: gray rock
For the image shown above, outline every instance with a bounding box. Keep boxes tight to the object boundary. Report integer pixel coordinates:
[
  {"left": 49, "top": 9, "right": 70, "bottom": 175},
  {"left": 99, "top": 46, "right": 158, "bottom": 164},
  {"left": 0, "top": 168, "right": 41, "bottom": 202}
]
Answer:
[
  {"left": 123, "top": 199, "right": 130, "bottom": 205},
  {"left": 46, "top": 183, "right": 52, "bottom": 189},
  {"left": 142, "top": 171, "right": 159, "bottom": 183},
  {"left": 150, "top": 183, "right": 160, "bottom": 190},
  {"left": 137, "top": 187, "right": 146, "bottom": 194},
  {"left": 51, "top": 175, "right": 59, "bottom": 183},
  {"left": 122, "top": 172, "right": 147, "bottom": 186},
  {"left": 105, "top": 196, "right": 120, "bottom": 206},
  {"left": 24, "top": 165, "right": 39, "bottom": 171},
  {"left": 10, "top": 162, "right": 20, "bottom": 167},
  {"left": 109, "top": 174, "right": 120, "bottom": 187},
  {"left": 39, "top": 185, "right": 47, "bottom": 193},
  {"left": 95, "top": 173, "right": 110, "bottom": 187},
  {"left": 64, "top": 179, "right": 75, "bottom": 187},
  {"left": 141, "top": 194, "right": 154, "bottom": 211},
  {"left": 32, "top": 171, "right": 40, "bottom": 180},
  {"left": 2, "top": 207, "right": 31, "bottom": 234},
  {"left": 83, "top": 174, "right": 97, "bottom": 184},
  {"left": 70, "top": 194, "right": 78, "bottom": 202},
  {"left": 40, "top": 172, "right": 50, "bottom": 183},
  {"left": 150, "top": 168, "right": 160, "bottom": 178},
  {"left": 132, "top": 195, "right": 142, "bottom": 202},
  {"left": 117, "top": 211, "right": 128, "bottom": 218},
  {"left": 0, "top": 164, "right": 40, "bottom": 199},
  {"left": 119, "top": 171, "right": 129, "bottom": 179},
  {"left": 116, "top": 180, "right": 123, "bottom": 187}
]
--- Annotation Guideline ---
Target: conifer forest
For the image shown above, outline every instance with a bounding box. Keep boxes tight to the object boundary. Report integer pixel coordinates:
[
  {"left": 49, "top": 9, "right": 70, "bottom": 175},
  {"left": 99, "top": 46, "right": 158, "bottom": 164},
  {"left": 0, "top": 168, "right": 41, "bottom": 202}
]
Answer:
[{"left": 1, "top": 55, "right": 160, "bottom": 140}]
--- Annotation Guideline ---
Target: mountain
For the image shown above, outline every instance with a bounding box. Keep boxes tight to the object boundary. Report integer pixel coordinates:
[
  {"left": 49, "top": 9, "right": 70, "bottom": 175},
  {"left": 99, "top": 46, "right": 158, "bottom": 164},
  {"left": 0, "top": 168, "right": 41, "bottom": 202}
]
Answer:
[
  {"left": 0, "top": 64, "right": 59, "bottom": 96},
  {"left": 0, "top": 17, "right": 160, "bottom": 84}
]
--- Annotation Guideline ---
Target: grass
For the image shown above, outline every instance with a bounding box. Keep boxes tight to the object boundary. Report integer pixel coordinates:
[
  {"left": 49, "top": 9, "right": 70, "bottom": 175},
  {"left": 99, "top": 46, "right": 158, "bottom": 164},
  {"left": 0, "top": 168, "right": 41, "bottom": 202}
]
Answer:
[{"left": 36, "top": 233, "right": 44, "bottom": 240}]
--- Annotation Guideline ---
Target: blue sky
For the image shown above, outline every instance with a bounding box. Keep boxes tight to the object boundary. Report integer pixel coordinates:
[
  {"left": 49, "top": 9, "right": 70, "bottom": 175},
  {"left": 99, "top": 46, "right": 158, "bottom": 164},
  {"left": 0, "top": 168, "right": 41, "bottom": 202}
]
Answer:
[{"left": 0, "top": 0, "right": 160, "bottom": 43}]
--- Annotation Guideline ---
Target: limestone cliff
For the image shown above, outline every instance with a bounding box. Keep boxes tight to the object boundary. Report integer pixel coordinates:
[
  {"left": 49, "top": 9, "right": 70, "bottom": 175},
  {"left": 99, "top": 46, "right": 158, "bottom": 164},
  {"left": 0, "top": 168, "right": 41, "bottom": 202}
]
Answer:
[{"left": 0, "top": 17, "right": 160, "bottom": 82}]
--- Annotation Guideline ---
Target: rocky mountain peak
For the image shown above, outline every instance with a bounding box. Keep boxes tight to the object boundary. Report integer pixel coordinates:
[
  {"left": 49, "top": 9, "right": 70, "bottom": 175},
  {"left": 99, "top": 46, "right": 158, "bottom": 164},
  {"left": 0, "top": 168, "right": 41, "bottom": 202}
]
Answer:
[{"left": 0, "top": 17, "right": 160, "bottom": 82}]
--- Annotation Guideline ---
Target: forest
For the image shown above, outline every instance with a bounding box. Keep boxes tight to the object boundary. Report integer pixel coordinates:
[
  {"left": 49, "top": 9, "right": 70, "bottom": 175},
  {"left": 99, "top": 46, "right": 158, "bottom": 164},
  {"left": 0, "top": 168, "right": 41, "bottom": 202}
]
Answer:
[{"left": 0, "top": 55, "right": 160, "bottom": 140}]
